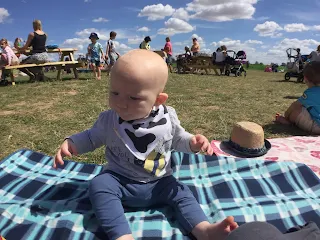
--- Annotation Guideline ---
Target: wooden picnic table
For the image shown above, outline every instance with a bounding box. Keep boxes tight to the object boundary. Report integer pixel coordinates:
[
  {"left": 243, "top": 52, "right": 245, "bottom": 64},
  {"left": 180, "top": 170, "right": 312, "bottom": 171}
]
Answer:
[
  {"left": 186, "top": 55, "right": 220, "bottom": 75},
  {"left": 6, "top": 48, "right": 79, "bottom": 82}
]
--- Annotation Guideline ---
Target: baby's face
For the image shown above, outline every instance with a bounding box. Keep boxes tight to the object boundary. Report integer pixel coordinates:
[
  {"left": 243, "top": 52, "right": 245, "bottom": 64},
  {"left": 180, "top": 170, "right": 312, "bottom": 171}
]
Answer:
[{"left": 109, "top": 76, "right": 159, "bottom": 121}]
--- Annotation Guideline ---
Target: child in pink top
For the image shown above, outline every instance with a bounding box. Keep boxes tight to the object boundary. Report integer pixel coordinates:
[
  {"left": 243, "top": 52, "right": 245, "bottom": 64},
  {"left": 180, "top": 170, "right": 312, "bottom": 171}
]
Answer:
[
  {"left": 163, "top": 37, "right": 173, "bottom": 73},
  {"left": 0, "top": 38, "right": 19, "bottom": 80}
]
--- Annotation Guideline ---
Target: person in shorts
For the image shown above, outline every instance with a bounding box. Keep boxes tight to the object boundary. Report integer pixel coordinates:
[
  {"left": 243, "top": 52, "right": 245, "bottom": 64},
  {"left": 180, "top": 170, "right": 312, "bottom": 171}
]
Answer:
[
  {"left": 105, "top": 31, "right": 120, "bottom": 75},
  {"left": 275, "top": 61, "right": 320, "bottom": 135},
  {"left": 88, "top": 32, "right": 104, "bottom": 80},
  {"left": 163, "top": 37, "right": 173, "bottom": 73}
]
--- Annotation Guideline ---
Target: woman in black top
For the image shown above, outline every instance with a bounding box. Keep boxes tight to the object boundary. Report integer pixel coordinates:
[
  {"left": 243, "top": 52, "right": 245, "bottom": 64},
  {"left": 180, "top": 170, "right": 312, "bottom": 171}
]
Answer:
[{"left": 15, "top": 19, "right": 49, "bottom": 80}]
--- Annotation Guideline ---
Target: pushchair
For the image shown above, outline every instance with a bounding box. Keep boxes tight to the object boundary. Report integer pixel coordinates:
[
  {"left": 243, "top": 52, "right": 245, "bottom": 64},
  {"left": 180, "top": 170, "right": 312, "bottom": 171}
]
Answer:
[
  {"left": 224, "top": 50, "right": 247, "bottom": 77},
  {"left": 284, "top": 48, "right": 308, "bottom": 82}
]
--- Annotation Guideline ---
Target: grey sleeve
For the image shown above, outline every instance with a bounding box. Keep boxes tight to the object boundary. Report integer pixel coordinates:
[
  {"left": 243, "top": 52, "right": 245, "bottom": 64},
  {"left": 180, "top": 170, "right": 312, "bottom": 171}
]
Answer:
[
  {"left": 168, "top": 106, "right": 194, "bottom": 153},
  {"left": 68, "top": 111, "right": 110, "bottom": 154}
]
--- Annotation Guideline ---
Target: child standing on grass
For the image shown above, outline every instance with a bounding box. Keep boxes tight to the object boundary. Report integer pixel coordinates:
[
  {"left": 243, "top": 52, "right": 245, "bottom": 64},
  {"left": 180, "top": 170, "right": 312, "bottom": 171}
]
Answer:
[
  {"left": 88, "top": 33, "right": 104, "bottom": 80},
  {"left": 105, "top": 31, "right": 120, "bottom": 75},
  {"left": 275, "top": 61, "right": 320, "bottom": 135},
  {"left": 54, "top": 49, "right": 238, "bottom": 240},
  {"left": 0, "top": 38, "right": 19, "bottom": 80}
]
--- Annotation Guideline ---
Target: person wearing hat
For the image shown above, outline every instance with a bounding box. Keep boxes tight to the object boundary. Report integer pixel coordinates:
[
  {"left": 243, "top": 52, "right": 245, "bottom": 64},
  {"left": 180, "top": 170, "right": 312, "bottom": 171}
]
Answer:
[
  {"left": 88, "top": 32, "right": 104, "bottom": 80},
  {"left": 139, "top": 36, "right": 151, "bottom": 50}
]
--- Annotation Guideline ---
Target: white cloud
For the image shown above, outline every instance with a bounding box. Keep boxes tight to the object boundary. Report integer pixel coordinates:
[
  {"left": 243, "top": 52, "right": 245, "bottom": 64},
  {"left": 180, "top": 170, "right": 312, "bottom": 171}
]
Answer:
[
  {"left": 0, "top": 8, "right": 10, "bottom": 23},
  {"left": 158, "top": 18, "right": 194, "bottom": 36},
  {"left": 172, "top": 8, "right": 190, "bottom": 21},
  {"left": 186, "top": 0, "right": 257, "bottom": 22},
  {"left": 61, "top": 38, "right": 90, "bottom": 51},
  {"left": 312, "top": 25, "right": 320, "bottom": 31},
  {"left": 112, "top": 41, "right": 132, "bottom": 54},
  {"left": 284, "top": 23, "right": 309, "bottom": 32},
  {"left": 92, "top": 17, "right": 108, "bottom": 23},
  {"left": 138, "top": 4, "right": 175, "bottom": 21},
  {"left": 75, "top": 28, "right": 131, "bottom": 40},
  {"left": 84, "top": 0, "right": 91, "bottom": 2},
  {"left": 127, "top": 36, "right": 143, "bottom": 45},
  {"left": 137, "top": 26, "right": 150, "bottom": 32},
  {"left": 254, "top": 21, "right": 283, "bottom": 37},
  {"left": 244, "top": 40, "right": 263, "bottom": 44}
]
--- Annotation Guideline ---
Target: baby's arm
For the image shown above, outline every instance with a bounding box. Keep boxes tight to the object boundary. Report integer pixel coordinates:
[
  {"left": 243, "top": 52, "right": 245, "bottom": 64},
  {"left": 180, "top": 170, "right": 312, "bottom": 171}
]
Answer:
[
  {"left": 169, "top": 107, "right": 213, "bottom": 155},
  {"left": 54, "top": 111, "right": 110, "bottom": 168}
]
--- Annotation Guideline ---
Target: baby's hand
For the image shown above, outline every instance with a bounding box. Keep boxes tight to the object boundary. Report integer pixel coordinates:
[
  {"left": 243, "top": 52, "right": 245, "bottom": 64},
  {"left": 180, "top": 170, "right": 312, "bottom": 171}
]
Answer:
[
  {"left": 53, "top": 139, "right": 78, "bottom": 168},
  {"left": 190, "top": 134, "right": 214, "bottom": 155}
]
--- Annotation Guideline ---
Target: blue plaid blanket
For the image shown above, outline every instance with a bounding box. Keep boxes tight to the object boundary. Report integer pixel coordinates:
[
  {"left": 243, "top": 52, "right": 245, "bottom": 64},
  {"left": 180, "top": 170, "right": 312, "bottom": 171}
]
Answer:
[{"left": 0, "top": 149, "right": 319, "bottom": 240}]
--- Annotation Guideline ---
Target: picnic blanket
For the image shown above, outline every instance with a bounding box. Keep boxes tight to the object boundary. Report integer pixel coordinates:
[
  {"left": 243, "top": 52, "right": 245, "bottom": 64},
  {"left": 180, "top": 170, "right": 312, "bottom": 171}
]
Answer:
[
  {"left": 211, "top": 136, "right": 320, "bottom": 176},
  {"left": 0, "top": 149, "right": 320, "bottom": 240}
]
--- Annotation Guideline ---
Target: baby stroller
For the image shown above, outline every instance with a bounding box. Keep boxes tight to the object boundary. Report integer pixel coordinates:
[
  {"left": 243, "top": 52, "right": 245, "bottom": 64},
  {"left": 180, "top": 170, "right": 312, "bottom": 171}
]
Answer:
[
  {"left": 284, "top": 48, "right": 307, "bottom": 82},
  {"left": 224, "top": 50, "right": 247, "bottom": 77}
]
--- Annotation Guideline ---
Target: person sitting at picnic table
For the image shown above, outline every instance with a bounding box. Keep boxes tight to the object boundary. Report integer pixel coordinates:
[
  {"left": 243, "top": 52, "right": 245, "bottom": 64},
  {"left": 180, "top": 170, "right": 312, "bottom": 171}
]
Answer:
[
  {"left": 176, "top": 46, "right": 192, "bottom": 73},
  {"left": 191, "top": 38, "right": 200, "bottom": 57},
  {"left": 275, "top": 61, "right": 320, "bottom": 135},
  {"left": 139, "top": 36, "right": 151, "bottom": 50},
  {"left": 14, "top": 19, "right": 49, "bottom": 81},
  {"left": 214, "top": 45, "right": 227, "bottom": 75}
]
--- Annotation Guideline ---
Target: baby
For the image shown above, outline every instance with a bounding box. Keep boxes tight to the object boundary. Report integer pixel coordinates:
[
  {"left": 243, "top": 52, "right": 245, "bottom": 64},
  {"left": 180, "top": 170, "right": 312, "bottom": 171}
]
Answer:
[
  {"left": 0, "top": 38, "right": 19, "bottom": 80},
  {"left": 54, "top": 50, "right": 238, "bottom": 240},
  {"left": 275, "top": 61, "right": 320, "bottom": 134}
]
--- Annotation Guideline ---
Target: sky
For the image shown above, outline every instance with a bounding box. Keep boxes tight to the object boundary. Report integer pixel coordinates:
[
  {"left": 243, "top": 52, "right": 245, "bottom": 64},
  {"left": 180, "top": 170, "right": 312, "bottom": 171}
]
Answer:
[{"left": 1, "top": 0, "right": 320, "bottom": 64}]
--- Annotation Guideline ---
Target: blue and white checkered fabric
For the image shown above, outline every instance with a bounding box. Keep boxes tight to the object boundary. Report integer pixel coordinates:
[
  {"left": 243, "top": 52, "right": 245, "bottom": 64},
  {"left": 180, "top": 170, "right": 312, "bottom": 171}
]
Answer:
[{"left": 0, "top": 149, "right": 319, "bottom": 240}]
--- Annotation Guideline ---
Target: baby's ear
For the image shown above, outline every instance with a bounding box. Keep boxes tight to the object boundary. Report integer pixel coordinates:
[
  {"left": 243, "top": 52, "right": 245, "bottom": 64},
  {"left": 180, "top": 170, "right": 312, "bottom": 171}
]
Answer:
[{"left": 155, "top": 93, "right": 168, "bottom": 106}]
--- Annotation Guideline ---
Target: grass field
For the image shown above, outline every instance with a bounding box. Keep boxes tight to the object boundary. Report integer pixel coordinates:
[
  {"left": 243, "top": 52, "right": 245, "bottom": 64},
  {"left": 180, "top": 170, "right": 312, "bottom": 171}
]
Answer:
[{"left": 0, "top": 70, "right": 306, "bottom": 163}]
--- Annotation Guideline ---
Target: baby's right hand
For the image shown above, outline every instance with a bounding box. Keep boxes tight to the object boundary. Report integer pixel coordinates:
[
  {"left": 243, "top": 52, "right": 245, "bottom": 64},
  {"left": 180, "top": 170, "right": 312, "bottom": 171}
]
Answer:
[{"left": 53, "top": 139, "right": 78, "bottom": 168}]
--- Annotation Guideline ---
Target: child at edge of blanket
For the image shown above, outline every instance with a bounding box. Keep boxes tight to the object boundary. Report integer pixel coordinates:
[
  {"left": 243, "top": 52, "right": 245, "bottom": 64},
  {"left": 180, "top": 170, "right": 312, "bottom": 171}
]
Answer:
[
  {"left": 53, "top": 49, "right": 238, "bottom": 240},
  {"left": 275, "top": 61, "right": 320, "bottom": 135}
]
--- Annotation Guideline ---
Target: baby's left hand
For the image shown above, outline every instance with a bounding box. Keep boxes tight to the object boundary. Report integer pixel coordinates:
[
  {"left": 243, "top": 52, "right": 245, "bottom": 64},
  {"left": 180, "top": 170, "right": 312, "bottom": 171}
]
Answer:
[{"left": 190, "top": 134, "right": 214, "bottom": 155}]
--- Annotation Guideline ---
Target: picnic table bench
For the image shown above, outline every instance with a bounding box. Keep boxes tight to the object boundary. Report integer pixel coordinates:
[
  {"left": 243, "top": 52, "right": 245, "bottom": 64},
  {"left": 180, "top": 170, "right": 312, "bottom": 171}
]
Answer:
[
  {"left": 185, "top": 55, "right": 220, "bottom": 75},
  {"left": 4, "top": 48, "right": 80, "bottom": 83}
]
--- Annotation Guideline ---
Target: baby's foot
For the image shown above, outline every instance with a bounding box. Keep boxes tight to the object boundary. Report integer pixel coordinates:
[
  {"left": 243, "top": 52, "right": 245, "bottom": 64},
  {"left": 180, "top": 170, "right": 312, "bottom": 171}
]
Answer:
[
  {"left": 275, "top": 114, "right": 291, "bottom": 125},
  {"left": 193, "top": 216, "right": 238, "bottom": 240},
  {"left": 205, "top": 216, "right": 238, "bottom": 240}
]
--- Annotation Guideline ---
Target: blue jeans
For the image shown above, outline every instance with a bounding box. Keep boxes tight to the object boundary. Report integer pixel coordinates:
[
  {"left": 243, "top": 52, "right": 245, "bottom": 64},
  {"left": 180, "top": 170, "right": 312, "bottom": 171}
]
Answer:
[{"left": 89, "top": 170, "right": 208, "bottom": 240}]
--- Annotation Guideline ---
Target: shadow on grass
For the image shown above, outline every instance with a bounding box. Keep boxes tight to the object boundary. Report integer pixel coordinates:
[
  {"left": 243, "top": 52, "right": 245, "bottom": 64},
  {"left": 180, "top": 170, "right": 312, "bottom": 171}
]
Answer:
[
  {"left": 284, "top": 96, "right": 300, "bottom": 99},
  {"left": 269, "top": 80, "right": 294, "bottom": 83},
  {"left": 263, "top": 123, "right": 307, "bottom": 137},
  {"left": 9, "top": 77, "right": 91, "bottom": 85}
]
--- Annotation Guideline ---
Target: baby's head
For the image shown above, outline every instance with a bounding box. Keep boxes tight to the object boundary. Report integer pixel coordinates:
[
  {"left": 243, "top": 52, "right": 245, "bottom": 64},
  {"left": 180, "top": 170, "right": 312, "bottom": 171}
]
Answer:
[
  {"left": 109, "top": 49, "right": 169, "bottom": 121},
  {"left": 0, "top": 38, "right": 8, "bottom": 49},
  {"left": 304, "top": 61, "right": 320, "bottom": 87}
]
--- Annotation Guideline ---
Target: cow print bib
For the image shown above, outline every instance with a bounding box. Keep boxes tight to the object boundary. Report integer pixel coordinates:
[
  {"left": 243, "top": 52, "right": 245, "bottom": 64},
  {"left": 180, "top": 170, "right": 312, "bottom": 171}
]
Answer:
[{"left": 113, "top": 105, "right": 172, "bottom": 160}]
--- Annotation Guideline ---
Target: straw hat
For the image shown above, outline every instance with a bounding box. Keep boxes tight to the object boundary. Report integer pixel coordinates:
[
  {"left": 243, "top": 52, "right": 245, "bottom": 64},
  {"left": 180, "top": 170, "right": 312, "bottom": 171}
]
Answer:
[{"left": 221, "top": 121, "right": 271, "bottom": 157}]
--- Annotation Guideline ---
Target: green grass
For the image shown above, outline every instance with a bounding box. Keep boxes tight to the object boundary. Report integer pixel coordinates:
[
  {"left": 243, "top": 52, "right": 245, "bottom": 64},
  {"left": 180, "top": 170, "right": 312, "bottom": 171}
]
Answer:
[{"left": 0, "top": 70, "right": 306, "bottom": 163}]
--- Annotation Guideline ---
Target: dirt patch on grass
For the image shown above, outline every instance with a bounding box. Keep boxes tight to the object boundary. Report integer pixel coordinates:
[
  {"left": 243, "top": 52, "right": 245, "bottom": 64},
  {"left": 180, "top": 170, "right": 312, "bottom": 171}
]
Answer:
[
  {"left": 8, "top": 101, "right": 27, "bottom": 107},
  {"left": 58, "top": 90, "right": 78, "bottom": 96},
  {"left": 0, "top": 110, "right": 17, "bottom": 116},
  {"left": 205, "top": 105, "right": 220, "bottom": 110}
]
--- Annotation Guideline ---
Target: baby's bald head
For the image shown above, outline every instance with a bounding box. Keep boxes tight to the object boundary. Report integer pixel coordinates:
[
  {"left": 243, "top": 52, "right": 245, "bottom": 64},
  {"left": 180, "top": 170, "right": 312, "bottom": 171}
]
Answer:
[
  {"left": 108, "top": 50, "right": 169, "bottom": 121},
  {"left": 111, "top": 49, "right": 168, "bottom": 93}
]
